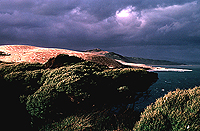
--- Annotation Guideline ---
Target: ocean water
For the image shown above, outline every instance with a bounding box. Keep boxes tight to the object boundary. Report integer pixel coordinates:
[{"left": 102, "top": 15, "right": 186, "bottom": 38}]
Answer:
[{"left": 134, "top": 65, "right": 200, "bottom": 112}]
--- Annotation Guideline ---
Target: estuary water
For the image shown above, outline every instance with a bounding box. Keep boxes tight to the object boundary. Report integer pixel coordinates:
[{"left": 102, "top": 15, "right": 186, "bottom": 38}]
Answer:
[{"left": 134, "top": 65, "right": 200, "bottom": 112}]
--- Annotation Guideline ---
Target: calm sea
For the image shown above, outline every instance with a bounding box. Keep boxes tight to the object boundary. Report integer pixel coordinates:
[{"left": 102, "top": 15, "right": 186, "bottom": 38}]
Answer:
[{"left": 134, "top": 65, "right": 200, "bottom": 112}]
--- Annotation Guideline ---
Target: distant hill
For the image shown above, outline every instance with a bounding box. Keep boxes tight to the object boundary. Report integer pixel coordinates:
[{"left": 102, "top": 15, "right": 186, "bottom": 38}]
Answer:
[
  {"left": 85, "top": 49, "right": 184, "bottom": 65},
  {"left": 0, "top": 45, "right": 184, "bottom": 70},
  {"left": 0, "top": 45, "right": 124, "bottom": 68}
]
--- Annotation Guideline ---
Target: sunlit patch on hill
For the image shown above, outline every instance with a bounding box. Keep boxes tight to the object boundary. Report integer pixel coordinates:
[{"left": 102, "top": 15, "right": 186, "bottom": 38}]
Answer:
[{"left": 0, "top": 45, "right": 123, "bottom": 68}]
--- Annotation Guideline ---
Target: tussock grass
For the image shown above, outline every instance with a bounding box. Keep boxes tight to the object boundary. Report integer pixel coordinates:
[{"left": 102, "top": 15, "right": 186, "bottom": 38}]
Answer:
[
  {"left": 39, "top": 114, "right": 93, "bottom": 131},
  {"left": 134, "top": 86, "right": 200, "bottom": 131},
  {"left": 40, "top": 107, "right": 140, "bottom": 130}
]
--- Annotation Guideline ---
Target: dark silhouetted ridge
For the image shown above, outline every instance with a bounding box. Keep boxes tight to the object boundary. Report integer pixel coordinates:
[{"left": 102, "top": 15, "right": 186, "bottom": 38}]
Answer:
[{"left": 44, "top": 54, "right": 84, "bottom": 69}]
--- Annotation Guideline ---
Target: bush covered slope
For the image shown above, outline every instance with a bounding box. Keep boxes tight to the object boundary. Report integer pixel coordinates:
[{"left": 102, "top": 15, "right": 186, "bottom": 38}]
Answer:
[
  {"left": 134, "top": 86, "right": 200, "bottom": 131},
  {"left": 1, "top": 54, "right": 199, "bottom": 130},
  {"left": 0, "top": 54, "right": 158, "bottom": 130}
]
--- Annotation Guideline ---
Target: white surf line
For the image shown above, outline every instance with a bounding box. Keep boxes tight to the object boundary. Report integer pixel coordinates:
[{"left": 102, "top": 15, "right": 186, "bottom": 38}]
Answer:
[
  {"left": 147, "top": 67, "right": 193, "bottom": 72},
  {"left": 115, "top": 59, "right": 192, "bottom": 72},
  {"left": 115, "top": 59, "right": 152, "bottom": 69}
]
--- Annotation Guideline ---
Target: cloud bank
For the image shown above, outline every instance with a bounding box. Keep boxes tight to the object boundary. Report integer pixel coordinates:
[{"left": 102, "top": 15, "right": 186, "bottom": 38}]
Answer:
[{"left": 0, "top": 0, "right": 200, "bottom": 63}]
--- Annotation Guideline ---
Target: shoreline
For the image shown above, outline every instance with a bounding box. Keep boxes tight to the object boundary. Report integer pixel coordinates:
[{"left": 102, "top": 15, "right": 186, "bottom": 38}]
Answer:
[
  {"left": 115, "top": 59, "right": 193, "bottom": 72},
  {"left": 147, "top": 67, "right": 192, "bottom": 72}
]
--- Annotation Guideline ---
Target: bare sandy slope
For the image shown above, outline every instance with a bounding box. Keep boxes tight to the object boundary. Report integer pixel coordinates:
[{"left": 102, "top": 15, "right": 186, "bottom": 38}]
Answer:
[{"left": 0, "top": 45, "right": 123, "bottom": 68}]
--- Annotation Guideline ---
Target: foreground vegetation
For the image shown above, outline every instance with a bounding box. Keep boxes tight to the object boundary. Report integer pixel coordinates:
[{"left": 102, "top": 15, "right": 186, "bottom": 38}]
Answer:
[
  {"left": 0, "top": 54, "right": 157, "bottom": 130},
  {"left": 1, "top": 54, "right": 199, "bottom": 130},
  {"left": 134, "top": 86, "right": 200, "bottom": 130},
  {"left": 38, "top": 86, "right": 200, "bottom": 130}
]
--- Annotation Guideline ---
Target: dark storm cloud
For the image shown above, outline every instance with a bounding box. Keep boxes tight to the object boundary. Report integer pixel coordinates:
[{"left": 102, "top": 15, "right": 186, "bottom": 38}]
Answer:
[
  {"left": 32, "top": 0, "right": 80, "bottom": 16},
  {"left": 0, "top": 0, "right": 200, "bottom": 50}
]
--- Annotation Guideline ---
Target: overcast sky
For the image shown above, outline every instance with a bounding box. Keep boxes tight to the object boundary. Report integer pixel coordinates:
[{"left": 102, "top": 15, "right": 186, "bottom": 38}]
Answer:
[{"left": 0, "top": 0, "right": 200, "bottom": 63}]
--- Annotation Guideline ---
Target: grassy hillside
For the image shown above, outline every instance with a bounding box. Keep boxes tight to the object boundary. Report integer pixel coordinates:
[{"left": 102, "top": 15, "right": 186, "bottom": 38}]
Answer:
[{"left": 0, "top": 54, "right": 157, "bottom": 130}]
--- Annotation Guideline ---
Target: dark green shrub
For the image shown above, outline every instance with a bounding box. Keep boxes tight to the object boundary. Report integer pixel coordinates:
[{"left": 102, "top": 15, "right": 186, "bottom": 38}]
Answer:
[
  {"left": 43, "top": 54, "right": 84, "bottom": 68},
  {"left": 26, "top": 84, "right": 58, "bottom": 119},
  {"left": 134, "top": 86, "right": 200, "bottom": 131},
  {"left": 4, "top": 69, "right": 44, "bottom": 103},
  {"left": 24, "top": 62, "right": 107, "bottom": 120},
  {"left": 22, "top": 61, "right": 156, "bottom": 122},
  {"left": 1, "top": 56, "right": 158, "bottom": 130},
  {"left": 0, "top": 62, "right": 43, "bottom": 76}
]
